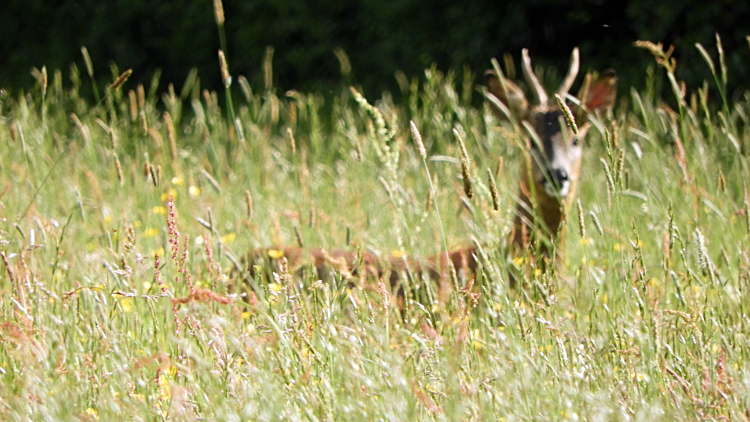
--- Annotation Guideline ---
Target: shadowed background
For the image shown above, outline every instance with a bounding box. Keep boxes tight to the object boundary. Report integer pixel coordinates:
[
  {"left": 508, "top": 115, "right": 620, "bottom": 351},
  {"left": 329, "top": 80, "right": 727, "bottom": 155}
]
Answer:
[{"left": 2, "top": 0, "right": 749, "bottom": 100}]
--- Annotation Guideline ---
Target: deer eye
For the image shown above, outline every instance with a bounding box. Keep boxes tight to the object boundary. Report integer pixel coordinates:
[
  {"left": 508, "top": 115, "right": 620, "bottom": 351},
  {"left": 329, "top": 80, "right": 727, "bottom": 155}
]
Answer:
[{"left": 571, "top": 137, "right": 580, "bottom": 147}]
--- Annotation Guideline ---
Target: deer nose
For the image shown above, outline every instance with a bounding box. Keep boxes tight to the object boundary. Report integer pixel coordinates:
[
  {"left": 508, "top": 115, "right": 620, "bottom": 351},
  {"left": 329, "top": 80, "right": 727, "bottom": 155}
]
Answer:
[{"left": 551, "top": 169, "right": 569, "bottom": 185}]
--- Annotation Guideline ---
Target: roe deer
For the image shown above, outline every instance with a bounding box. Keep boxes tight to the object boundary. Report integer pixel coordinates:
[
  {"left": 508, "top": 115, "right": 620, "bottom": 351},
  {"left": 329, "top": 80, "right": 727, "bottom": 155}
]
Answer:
[
  {"left": 484, "top": 48, "right": 617, "bottom": 285},
  {"left": 236, "top": 48, "right": 617, "bottom": 295}
]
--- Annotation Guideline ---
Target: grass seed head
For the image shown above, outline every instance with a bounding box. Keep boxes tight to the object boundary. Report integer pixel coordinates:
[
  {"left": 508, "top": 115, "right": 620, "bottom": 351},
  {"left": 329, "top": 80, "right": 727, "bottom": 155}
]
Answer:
[
  {"left": 128, "top": 90, "right": 137, "bottom": 122},
  {"left": 164, "top": 112, "right": 177, "bottom": 162},
  {"left": 39, "top": 66, "right": 48, "bottom": 98},
  {"left": 70, "top": 113, "right": 90, "bottom": 144},
  {"left": 334, "top": 47, "right": 352, "bottom": 76},
  {"left": 410, "top": 121, "right": 426, "bottom": 159},
  {"left": 453, "top": 129, "right": 473, "bottom": 199},
  {"left": 425, "top": 190, "right": 433, "bottom": 211},
  {"left": 614, "top": 149, "right": 625, "bottom": 185},
  {"left": 589, "top": 211, "right": 604, "bottom": 236},
  {"left": 218, "top": 50, "right": 231, "bottom": 88},
  {"left": 599, "top": 158, "right": 615, "bottom": 194},
  {"left": 213, "top": 0, "right": 225, "bottom": 25},
  {"left": 137, "top": 84, "right": 146, "bottom": 109},
  {"left": 264, "top": 47, "right": 274, "bottom": 91},
  {"left": 487, "top": 168, "right": 499, "bottom": 211},
  {"left": 114, "top": 154, "right": 123, "bottom": 185},
  {"left": 9, "top": 122, "right": 18, "bottom": 143},
  {"left": 694, "top": 228, "right": 710, "bottom": 277},
  {"left": 81, "top": 46, "right": 94, "bottom": 78},
  {"left": 109, "top": 127, "right": 118, "bottom": 149},
  {"left": 576, "top": 199, "right": 585, "bottom": 238},
  {"left": 453, "top": 128, "right": 470, "bottom": 163},
  {"left": 109, "top": 69, "right": 132, "bottom": 91},
  {"left": 461, "top": 159, "right": 473, "bottom": 199},
  {"left": 554, "top": 94, "right": 579, "bottom": 136}
]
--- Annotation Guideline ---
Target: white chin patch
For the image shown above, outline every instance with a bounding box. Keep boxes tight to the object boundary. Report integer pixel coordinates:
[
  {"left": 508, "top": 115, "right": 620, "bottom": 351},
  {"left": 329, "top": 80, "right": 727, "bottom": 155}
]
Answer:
[{"left": 544, "top": 181, "right": 570, "bottom": 198}]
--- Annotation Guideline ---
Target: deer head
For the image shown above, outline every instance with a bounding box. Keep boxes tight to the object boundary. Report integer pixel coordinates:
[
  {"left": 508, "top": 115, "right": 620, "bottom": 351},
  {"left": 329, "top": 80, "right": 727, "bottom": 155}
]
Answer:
[{"left": 486, "top": 48, "right": 617, "bottom": 201}]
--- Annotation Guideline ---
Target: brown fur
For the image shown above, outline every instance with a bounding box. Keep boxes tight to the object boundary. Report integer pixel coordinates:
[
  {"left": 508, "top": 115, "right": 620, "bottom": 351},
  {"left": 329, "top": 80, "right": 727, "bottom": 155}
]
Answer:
[{"left": 240, "top": 246, "right": 478, "bottom": 293}]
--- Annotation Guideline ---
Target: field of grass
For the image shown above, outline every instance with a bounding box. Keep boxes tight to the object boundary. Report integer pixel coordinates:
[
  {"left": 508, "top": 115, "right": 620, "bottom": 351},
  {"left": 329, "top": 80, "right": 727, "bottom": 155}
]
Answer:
[{"left": 1, "top": 38, "right": 750, "bottom": 420}]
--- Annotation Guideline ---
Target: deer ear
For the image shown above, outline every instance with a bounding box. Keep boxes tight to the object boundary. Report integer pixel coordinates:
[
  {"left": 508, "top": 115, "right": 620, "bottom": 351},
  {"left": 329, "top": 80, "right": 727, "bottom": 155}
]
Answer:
[
  {"left": 573, "top": 69, "right": 616, "bottom": 125},
  {"left": 485, "top": 69, "right": 528, "bottom": 120},
  {"left": 583, "top": 69, "right": 617, "bottom": 113}
]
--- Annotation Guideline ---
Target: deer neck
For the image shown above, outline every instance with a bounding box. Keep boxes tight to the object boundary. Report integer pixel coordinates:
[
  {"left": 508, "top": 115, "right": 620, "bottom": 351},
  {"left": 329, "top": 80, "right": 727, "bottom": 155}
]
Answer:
[{"left": 512, "top": 178, "right": 568, "bottom": 249}]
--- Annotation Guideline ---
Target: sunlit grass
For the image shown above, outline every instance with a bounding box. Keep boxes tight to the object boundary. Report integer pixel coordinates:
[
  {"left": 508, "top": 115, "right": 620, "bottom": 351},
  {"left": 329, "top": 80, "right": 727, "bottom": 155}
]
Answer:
[{"left": 0, "top": 37, "right": 749, "bottom": 420}]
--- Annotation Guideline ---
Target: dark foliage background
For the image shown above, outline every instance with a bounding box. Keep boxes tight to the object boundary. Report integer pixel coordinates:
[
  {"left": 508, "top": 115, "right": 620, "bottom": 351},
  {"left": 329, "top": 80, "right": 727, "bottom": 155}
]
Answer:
[{"left": 2, "top": 0, "right": 749, "bottom": 100}]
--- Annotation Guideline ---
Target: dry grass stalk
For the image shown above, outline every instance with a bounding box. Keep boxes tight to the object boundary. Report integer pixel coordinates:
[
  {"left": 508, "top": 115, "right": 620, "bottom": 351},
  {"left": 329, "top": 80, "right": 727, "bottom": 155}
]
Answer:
[
  {"left": 333, "top": 48, "right": 352, "bottom": 76},
  {"left": 137, "top": 84, "right": 148, "bottom": 134},
  {"left": 600, "top": 158, "right": 615, "bottom": 194},
  {"left": 453, "top": 128, "right": 470, "bottom": 162},
  {"left": 377, "top": 278, "right": 390, "bottom": 312},
  {"left": 238, "top": 75, "right": 252, "bottom": 101},
  {"left": 109, "top": 69, "right": 132, "bottom": 91},
  {"left": 1, "top": 251, "right": 15, "bottom": 286},
  {"left": 164, "top": 112, "right": 178, "bottom": 162},
  {"left": 611, "top": 120, "right": 620, "bottom": 149},
  {"left": 31, "top": 66, "right": 49, "bottom": 98},
  {"left": 286, "top": 127, "right": 296, "bottom": 154},
  {"left": 70, "top": 113, "right": 90, "bottom": 144},
  {"left": 172, "top": 287, "right": 232, "bottom": 306},
  {"left": 9, "top": 122, "right": 18, "bottom": 143},
  {"left": 200, "top": 170, "right": 222, "bottom": 193},
  {"left": 589, "top": 211, "right": 604, "bottom": 236},
  {"left": 673, "top": 137, "right": 689, "bottom": 182},
  {"left": 245, "top": 190, "right": 253, "bottom": 219},
  {"left": 140, "top": 113, "right": 148, "bottom": 135},
  {"left": 264, "top": 47, "right": 274, "bottom": 91},
  {"left": 41, "top": 66, "right": 47, "bottom": 98},
  {"left": 270, "top": 94, "right": 279, "bottom": 123},
  {"left": 95, "top": 118, "right": 117, "bottom": 149},
  {"left": 633, "top": 40, "right": 676, "bottom": 73},
  {"left": 148, "top": 127, "right": 163, "bottom": 148},
  {"left": 425, "top": 190, "right": 433, "bottom": 211},
  {"left": 109, "top": 127, "right": 118, "bottom": 149}
]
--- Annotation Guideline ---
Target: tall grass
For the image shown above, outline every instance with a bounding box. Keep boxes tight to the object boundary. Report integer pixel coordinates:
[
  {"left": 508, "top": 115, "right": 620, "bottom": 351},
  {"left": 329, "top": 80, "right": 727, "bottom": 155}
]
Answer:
[{"left": 0, "top": 36, "right": 749, "bottom": 420}]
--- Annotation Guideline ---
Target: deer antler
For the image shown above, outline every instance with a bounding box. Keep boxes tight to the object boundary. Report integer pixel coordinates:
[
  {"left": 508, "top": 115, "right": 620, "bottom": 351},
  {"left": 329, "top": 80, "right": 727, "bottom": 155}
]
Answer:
[
  {"left": 521, "top": 49, "right": 548, "bottom": 106},
  {"left": 557, "top": 48, "right": 580, "bottom": 98}
]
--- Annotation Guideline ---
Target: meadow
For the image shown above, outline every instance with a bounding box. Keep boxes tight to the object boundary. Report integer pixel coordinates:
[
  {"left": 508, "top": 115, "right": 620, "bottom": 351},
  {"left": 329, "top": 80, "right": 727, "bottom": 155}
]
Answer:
[{"left": 0, "top": 37, "right": 749, "bottom": 420}]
